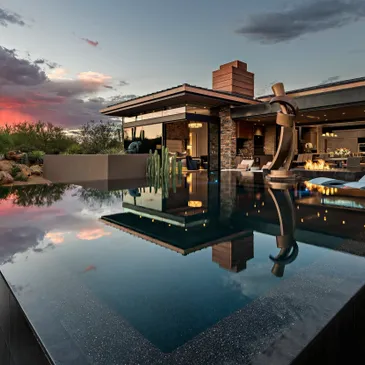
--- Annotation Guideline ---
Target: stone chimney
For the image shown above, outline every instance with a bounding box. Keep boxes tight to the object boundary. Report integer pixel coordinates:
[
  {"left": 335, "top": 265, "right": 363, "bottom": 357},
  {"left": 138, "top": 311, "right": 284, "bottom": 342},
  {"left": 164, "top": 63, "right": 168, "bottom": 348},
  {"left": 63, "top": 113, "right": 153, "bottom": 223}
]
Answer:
[{"left": 212, "top": 60, "right": 254, "bottom": 98}]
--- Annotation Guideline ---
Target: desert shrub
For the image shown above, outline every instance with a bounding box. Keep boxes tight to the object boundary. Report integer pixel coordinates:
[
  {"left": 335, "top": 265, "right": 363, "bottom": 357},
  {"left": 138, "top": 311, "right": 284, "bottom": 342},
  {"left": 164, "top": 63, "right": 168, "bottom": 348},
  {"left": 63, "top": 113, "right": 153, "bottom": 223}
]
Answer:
[
  {"left": 14, "top": 173, "right": 28, "bottom": 182},
  {"left": 10, "top": 165, "right": 21, "bottom": 178},
  {"left": 65, "top": 143, "right": 84, "bottom": 155},
  {"left": 100, "top": 147, "right": 125, "bottom": 154},
  {"left": 28, "top": 151, "right": 45, "bottom": 164}
]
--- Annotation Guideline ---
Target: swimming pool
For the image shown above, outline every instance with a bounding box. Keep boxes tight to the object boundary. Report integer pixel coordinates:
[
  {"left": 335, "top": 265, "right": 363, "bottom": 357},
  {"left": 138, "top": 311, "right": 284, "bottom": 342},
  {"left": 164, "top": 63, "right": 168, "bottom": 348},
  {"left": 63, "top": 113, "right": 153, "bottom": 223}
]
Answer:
[{"left": 1, "top": 171, "right": 365, "bottom": 364}]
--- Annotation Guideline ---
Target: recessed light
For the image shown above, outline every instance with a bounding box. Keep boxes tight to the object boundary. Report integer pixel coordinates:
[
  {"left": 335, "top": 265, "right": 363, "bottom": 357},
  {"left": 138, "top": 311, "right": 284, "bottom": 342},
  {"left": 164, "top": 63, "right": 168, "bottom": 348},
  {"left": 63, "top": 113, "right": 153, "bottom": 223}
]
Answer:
[
  {"left": 342, "top": 112, "right": 346, "bottom": 115},
  {"left": 325, "top": 119, "right": 328, "bottom": 121},
  {"left": 324, "top": 114, "right": 327, "bottom": 117}
]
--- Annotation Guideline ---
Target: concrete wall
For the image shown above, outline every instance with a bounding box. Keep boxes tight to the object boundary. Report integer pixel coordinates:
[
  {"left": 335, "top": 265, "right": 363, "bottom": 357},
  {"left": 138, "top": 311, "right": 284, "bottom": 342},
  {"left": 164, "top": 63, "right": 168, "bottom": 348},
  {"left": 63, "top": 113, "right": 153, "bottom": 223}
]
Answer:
[{"left": 44, "top": 154, "right": 149, "bottom": 183}]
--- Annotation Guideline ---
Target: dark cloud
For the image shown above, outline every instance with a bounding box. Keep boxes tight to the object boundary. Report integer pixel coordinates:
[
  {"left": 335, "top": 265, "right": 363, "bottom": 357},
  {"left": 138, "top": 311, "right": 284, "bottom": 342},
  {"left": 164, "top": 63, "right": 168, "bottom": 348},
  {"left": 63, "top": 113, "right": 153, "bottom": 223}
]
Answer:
[
  {"left": 0, "top": 226, "right": 45, "bottom": 264},
  {"left": 235, "top": 0, "right": 365, "bottom": 44},
  {"left": 34, "top": 59, "right": 59, "bottom": 69},
  {"left": 119, "top": 80, "right": 129, "bottom": 87},
  {"left": 103, "top": 85, "right": 114, "bottom": 89},
  {"left": 0, "top": 7, "right": 26, "bottom": 27},
  {"left": 81, "top": 38, "right": 99, "bottom": 47},
  {"left": 319, "top": 75, "right": 341, "bottom": 85},
  {"left": 0, "top": 46, "right": 47, "bottom": 86}
]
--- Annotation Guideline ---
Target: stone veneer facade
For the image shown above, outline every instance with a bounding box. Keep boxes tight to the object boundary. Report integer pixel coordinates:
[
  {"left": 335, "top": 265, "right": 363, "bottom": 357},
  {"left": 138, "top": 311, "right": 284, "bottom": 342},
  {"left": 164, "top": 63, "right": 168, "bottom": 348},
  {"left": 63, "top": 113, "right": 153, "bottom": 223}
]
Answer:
[
  {"left": 219, "top": 107, "right": 237, "bottom": 169},
  {"left": 264, "top": 125, "right": 276, "bottom": 155}
]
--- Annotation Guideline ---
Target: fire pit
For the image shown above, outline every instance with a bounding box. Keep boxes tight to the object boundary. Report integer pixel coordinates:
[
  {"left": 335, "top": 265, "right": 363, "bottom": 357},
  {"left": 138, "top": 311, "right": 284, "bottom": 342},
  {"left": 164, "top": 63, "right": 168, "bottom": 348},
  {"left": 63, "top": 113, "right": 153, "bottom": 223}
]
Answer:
[{"left": 304, "top": 159, "right": 330, "bottom": 170}]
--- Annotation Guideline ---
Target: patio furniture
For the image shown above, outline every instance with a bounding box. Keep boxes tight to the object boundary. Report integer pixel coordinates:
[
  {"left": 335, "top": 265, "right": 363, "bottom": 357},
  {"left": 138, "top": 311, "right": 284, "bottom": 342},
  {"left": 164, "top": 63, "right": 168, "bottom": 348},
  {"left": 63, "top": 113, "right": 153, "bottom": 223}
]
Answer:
[
  {"left": 327, "top": 157, "right": 348, "bottom": 168},
  {"left": 186, "top": 156, "right": 199, "bottom": 170},
  {"left": 237, "top": 159, "right": 254, "bottom": 171},
  {"left": 307, "top": 177, "right": 346, "bottom": 187},
  {"left": 343, "top": 175, "right": 365, "bottom": 189},
  {"left": 344, "top": 157, "right": 362, "bottom": 169},
  {"left": 200, "top": 155, "right": 208, "bottom": 169}
]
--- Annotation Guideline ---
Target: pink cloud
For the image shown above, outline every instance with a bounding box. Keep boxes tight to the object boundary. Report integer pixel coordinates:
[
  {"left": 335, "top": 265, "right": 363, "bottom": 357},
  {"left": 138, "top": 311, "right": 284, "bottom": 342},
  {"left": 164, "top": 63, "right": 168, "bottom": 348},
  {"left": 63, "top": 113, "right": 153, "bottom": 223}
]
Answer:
[{"left": 81, "top": 38, "right": 99, "bottom": 47}]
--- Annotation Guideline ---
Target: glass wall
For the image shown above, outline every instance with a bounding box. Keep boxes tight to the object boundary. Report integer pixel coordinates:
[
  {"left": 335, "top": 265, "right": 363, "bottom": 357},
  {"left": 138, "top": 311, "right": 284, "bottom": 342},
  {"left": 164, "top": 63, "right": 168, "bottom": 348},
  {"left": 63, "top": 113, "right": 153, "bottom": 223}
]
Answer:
[{"left": 124, "top": 124, "right": 162, "bottom": 153}]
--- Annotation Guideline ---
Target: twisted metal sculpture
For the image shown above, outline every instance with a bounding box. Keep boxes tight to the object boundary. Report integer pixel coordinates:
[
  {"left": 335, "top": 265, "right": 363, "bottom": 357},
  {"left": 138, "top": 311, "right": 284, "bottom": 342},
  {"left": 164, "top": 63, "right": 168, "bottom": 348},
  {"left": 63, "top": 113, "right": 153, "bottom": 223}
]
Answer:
[{"left": 267, "top": 83, "right": 299, "bottom": 181}]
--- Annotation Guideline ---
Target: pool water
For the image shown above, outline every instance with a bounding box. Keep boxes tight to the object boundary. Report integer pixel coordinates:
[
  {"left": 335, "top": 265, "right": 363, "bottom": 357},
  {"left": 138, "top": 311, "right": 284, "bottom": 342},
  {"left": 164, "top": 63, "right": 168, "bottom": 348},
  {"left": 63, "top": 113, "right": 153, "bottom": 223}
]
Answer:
[{"left": 1, "top": 172, "right": 365, "bottom": 364}]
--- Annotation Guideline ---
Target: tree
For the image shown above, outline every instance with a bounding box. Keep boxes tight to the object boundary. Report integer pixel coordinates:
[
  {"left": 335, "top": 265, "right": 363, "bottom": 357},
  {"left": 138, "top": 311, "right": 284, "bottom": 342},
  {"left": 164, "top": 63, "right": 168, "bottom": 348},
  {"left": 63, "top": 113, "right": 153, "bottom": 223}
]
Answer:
[
  {"left": 78, "top": 120, "right": 122, "bottom": 154},
  {"left": 0, "top": 121, "right": 76, "bottom": 154}
]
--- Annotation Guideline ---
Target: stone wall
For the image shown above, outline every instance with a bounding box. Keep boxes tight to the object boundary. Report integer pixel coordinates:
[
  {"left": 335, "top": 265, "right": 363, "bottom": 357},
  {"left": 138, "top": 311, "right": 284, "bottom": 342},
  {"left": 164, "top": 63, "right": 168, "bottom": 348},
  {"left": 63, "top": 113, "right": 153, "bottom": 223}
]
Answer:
[
  {"left": 219, "top": 107, "right": 237, "bottom": 169},
  {"left": 208, "top": 121, "right": 220, "bottom": 171},
  {"left": 264, "top": 125, "right": 276, "bottom": 155}
]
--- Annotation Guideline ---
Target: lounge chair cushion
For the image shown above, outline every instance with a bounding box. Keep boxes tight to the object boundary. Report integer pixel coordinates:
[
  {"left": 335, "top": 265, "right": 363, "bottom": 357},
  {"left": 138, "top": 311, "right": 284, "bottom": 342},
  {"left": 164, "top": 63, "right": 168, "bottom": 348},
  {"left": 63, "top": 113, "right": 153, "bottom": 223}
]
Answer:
[
  {"left": 237, "top": 164, "right": 249, "bottom": 170},
  {"left": 238, "top": 159, "right": 254, "bottom": 170}
]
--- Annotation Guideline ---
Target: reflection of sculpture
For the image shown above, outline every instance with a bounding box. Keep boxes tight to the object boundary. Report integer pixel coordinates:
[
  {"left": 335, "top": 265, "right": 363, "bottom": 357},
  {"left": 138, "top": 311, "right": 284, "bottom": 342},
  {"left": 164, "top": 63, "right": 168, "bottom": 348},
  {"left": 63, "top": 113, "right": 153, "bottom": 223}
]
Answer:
[
  {"left": 127, "top": 141, "right": 142, "bottom": 154},
  {"left": 268, "top": 182, "right": 298, "bottom": 277},
  {"left": 267, "top": 83, "right": 299, "bottom": 181}
]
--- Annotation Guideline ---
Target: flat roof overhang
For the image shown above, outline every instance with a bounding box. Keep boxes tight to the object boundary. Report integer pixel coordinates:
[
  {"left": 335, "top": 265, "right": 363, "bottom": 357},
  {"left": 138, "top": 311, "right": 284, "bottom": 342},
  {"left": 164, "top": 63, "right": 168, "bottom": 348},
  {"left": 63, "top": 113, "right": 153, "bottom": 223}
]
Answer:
[
  {"left": 232, "top": 86, "right": 365, "bottom": 126},
  {"left": 100, "top": 84, "right": 258, "bottom": 117},
  {"left": 122, "top": 112, "right": 219, "bottom": 128}
]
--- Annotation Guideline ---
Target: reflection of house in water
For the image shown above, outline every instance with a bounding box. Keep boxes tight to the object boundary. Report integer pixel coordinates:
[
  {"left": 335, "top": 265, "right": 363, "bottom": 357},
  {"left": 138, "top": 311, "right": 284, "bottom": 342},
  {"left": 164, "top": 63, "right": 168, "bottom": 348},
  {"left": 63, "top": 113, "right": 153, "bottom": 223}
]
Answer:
[
  {"left": 212, "top": 236, "right": 254, "bottom": 273},
  {"left": 101, "top": 173, "right": 255, "bottom": 272},
  {"left": 102, "top": 172, "right": 365, "bottom": 280}
]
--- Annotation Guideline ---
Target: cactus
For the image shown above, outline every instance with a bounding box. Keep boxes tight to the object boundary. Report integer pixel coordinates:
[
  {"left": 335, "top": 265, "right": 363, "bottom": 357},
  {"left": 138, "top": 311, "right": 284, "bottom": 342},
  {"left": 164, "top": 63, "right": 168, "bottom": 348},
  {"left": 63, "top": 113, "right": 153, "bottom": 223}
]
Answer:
[
  {"left": 177, "top": 160, "right": 182, "bottom": 176},
  {"left": 147, "top": 149, "right": 153, "bottom": 177}
]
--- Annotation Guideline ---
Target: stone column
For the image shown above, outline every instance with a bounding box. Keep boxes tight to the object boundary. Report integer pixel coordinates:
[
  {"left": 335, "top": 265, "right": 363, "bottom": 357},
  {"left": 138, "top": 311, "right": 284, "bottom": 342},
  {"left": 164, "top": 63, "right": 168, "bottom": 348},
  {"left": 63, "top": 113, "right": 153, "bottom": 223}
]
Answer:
[
  {"left": 208, "top": 120, "right": 220, "bottom": 171},
  {"left": 219, "top": 107, "right": 237, "bottom": 169}
]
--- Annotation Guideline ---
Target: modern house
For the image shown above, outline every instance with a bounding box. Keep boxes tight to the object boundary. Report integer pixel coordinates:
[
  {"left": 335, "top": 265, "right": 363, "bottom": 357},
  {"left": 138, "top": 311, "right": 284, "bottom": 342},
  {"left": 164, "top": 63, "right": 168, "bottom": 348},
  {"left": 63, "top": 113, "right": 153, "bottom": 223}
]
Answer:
[{"left": 100, "top": 60, "right": 365, "bottom": 170}]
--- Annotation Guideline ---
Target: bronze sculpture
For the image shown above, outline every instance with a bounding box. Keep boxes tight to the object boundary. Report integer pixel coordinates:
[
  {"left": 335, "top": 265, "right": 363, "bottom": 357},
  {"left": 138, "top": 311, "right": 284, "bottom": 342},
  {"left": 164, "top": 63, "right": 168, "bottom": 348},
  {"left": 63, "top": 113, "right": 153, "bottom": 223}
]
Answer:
[{"left": 267, "top": 83, "right": 299, "bottom": 181}]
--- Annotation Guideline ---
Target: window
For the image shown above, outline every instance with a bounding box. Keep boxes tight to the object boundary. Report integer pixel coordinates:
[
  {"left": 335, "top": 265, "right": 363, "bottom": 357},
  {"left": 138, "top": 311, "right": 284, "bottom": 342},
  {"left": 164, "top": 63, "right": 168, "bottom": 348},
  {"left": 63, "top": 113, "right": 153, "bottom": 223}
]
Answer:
[{"left": 124, "top": 124, "right": 163, "bottom": 153}]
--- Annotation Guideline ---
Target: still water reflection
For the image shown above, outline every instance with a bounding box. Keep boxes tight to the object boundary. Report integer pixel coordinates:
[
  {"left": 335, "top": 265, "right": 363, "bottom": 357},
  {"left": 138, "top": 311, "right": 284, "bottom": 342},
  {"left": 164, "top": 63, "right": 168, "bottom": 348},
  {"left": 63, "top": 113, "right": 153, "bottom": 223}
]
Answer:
[{"left": 1, "top": 172, "right": 365, "bottom": 356}]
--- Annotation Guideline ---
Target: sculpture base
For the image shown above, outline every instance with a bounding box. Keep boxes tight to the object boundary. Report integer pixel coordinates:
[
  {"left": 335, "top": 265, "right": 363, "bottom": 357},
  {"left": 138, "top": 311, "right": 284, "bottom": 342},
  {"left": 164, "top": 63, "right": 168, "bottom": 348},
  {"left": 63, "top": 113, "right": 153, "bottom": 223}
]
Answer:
[{"left": 265, "top": 170, "right": 298, "bottom": 184}]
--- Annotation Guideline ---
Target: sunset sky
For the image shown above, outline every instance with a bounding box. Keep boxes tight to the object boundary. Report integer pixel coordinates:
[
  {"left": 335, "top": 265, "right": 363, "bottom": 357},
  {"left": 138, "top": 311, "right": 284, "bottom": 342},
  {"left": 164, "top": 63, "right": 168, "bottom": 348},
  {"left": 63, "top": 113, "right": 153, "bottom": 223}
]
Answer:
[{"left": 1, "top": 0, "right": 365, "bottom": 128}]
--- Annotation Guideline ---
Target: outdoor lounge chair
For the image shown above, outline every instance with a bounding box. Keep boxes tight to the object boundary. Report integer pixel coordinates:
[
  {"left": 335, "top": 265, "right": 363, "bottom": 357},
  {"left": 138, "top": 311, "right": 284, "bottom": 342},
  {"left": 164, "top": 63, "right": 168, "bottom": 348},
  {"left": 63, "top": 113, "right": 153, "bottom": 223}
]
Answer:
[
  {"left": 307, "top": 177, "right": 346, "bottom": 187},
  {"left": 237, "top": 159, "right": 254, "bottom": 171},
  {"left": 343, "top": 175, "right": 365, "bottom": 189}
]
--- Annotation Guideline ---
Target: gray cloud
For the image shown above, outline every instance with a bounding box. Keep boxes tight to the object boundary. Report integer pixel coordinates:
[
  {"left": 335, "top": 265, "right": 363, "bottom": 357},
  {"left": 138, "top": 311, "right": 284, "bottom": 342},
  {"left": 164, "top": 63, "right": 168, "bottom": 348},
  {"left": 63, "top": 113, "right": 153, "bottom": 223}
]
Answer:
[
  {"left": 0, "top": 46, "right": 47, "bottom": 86},
  {"left": 236, "top": 0, "right": 365, "bottom": 44},
  {"left": 34, "top": 59, "right": 60, "bottom": 69},
  {"left": 0, "top": 226, "right": 45, "bottom": 264},
  {"left": 0, "top": 7, "right": 26, "bottom": 27},
  {"left": 119, "top": 80, "right": 129, "bottom": 87},
  {"left": 319, "top": 75, "right": 341, "bottom": 84}
]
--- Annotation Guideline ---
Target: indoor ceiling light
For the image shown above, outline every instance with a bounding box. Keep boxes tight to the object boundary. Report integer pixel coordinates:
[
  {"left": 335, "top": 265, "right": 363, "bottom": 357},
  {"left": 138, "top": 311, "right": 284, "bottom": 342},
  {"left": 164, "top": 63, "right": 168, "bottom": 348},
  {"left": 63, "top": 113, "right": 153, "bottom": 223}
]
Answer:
[{"left": 188, "top": 122, "right": 203, "bottom": 128}]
